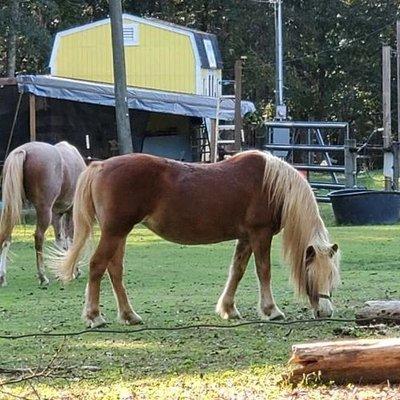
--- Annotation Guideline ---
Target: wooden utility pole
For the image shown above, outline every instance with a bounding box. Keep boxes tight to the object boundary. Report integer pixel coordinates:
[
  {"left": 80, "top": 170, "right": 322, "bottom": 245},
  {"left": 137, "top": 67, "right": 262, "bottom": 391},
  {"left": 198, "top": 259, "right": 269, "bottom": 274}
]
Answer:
[
  {"left": 394, "top": 21, "right": 400, "bottom": 190},
  {"left": 29, "top": 94, "right": 36, "bottom": 141},
  {"left": 234, "top": 59, "right": 243, "bottom": 151},
  {"left": 397, "top": 21, "right": 400, "bottom": 141},
  {"left": 383, "top": 45, "right": 392, "bottom": 190},
  {"left": 7, "top": 0, "right": 19, "bottom": 77},
  {"left": 109, "top": 0, "right": 133, "bottom": 154}
]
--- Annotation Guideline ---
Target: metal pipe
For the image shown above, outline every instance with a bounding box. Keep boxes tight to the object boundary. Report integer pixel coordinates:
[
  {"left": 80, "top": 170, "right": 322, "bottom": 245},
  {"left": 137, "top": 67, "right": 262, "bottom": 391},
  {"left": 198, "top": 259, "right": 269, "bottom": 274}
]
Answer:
[
  {"left": 316, "top": 128, "right": 338, "bottom": 183},
  {"left": 315, "top": 197, "right": 332, "bottom": 203},
  {"left": 310, "top": 182, "right": 345, "bottom": 190},
  {"left": 265, "top": 121, "right": 349, "bottom": 129},
  {"left": 263, "top": 144, "right": 345, "bottom": 152},
  {"left": 275, "top": 0, "right": 284, "bottom": 107},
  {"left": 292, "top": 165, "right": 345, "bottom": 173},
  {"left": 274, "top": 0, "right": 286, "bottom": 119}
]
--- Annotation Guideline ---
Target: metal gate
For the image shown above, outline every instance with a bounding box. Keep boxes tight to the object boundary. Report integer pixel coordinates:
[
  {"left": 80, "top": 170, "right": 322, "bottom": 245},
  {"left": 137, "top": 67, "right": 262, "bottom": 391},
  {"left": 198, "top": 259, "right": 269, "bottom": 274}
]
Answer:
[{"left": 263, "top": 121, "right": 357, "bottom": 202}]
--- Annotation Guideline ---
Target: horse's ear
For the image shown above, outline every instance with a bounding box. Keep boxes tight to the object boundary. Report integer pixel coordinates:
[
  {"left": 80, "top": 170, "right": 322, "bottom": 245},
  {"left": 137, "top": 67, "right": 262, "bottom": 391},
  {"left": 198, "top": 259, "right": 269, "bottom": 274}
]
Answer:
[
  {"left": 329, "top": 243, "right": 339, "bottom": 257},
  {"left": 305, "top": 245, "right": 316, "bottom": 265}
]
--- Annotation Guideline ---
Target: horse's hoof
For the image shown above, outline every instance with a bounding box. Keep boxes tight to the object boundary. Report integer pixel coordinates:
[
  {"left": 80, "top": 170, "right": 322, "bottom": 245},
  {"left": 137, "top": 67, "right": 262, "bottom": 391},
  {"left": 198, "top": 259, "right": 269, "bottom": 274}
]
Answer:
[
  {"left": 119, "top": 311, "right": 143, "bottom": 325},
  {"left": 0, "top": 276, "right": 7, "bottom": 287},
  {"left": 260, "top": 306, "right": 285, "bottom": 321},
  {"left": 87, "top": 314, "right": 107, "bottom": 329},
  {"left": 216, "top": 302, "right": 242, "bottom": 320},
  {"left": 39, "top": 276, "right": 50, "bottom": 286}
]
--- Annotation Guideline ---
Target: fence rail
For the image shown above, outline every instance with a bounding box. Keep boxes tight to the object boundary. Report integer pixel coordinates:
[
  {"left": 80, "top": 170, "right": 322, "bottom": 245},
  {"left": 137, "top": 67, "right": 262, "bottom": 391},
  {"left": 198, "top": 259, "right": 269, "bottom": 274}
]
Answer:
[{"left": 262, "top": 121, "right": 356, "bottom": 202}]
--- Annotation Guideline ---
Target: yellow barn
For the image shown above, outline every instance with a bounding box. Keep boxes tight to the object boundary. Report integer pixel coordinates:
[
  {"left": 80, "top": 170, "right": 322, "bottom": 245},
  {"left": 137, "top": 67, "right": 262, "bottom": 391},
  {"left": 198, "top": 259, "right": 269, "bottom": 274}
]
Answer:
[{"left": 49, "top": 14, "right": 223, "bottom": 97}]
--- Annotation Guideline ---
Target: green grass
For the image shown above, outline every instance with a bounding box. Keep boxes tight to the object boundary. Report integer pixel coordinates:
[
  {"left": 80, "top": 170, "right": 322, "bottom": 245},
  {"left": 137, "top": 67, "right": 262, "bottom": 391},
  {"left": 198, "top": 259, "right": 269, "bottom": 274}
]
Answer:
[{"left": 1, "top": 207, "right": 400, "bottom": 399}]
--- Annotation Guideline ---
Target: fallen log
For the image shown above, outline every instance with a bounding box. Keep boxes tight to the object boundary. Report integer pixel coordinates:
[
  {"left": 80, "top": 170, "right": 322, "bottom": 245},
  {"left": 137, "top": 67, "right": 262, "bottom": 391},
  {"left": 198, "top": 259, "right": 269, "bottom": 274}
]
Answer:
[
  {"left": 287, "top": 338, "right": 400, "bottom": 384},
  {"left": 356, "top": 301, "right": 400, "bottom": 325}
]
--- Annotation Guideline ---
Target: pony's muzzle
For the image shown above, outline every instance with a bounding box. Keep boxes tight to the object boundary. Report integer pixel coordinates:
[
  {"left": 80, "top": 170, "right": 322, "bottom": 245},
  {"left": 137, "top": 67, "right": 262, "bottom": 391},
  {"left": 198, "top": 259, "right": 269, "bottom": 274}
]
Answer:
[{"left": 313, "top": 296, "right": 334, "bottom": 318}]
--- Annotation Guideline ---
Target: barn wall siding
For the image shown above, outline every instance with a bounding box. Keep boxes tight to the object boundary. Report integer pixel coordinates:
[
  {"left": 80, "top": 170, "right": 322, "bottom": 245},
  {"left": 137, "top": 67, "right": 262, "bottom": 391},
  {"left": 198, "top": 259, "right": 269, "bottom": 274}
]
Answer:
[{"left": 53, "top": 19, "right": 196, "bottom": 94}]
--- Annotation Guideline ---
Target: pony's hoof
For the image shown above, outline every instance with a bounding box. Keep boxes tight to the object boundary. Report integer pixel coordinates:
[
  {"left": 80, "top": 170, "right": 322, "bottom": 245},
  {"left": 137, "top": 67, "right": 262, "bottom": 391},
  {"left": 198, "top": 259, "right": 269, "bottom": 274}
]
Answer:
[
  {"left": 87, "top": 314, "right": 107, "bottom": 329},
  {"left": 73, "top": 268, "right": 81, "bottom": 279},
  {"left": 0, "top": 276, "right": 7, "bottom": 287},
  {"left": 119, "top": 311, "right": 143, "bottom": 325},
  {"left": 216, "top": 301, "right": 242, "bottom": 320},
  {"left": 260, "top": 305, "right": 285, "bottom": 321},
  {"left": 39, "top": 276, "right": 50, "bottom": 286}
]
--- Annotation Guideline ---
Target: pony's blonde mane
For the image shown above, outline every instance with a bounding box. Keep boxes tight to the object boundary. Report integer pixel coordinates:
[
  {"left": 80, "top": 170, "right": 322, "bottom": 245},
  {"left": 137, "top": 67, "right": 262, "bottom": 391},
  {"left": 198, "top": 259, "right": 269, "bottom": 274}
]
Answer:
[{"left": 257, "top": 151, "right": 337, "bottom": 297}]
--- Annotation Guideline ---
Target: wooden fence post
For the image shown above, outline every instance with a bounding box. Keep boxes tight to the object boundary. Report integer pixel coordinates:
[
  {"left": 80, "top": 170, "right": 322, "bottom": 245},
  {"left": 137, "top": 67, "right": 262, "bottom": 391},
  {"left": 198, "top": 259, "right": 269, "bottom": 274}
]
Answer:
[
  {"left": 344, "top": 138, "right": 356, "bottom": 188},
  {"left": 383, "top": 45, "right": 392, "bottom": 190},
  {"left": 393, "top": 141, "right": 400, "bottom": 190},
  {"left": 210, "top": 119, "right": 217, "bottom": 163}
]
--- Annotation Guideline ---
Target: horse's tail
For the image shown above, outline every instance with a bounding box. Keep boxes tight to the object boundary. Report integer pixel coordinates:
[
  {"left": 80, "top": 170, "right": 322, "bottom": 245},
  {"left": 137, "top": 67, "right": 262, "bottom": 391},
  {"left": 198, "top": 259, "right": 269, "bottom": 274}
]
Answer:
[
  {"left": 54, "top": 162, "right": 103, "bottom": 282},
  {"left": 0, "top": 150, "right": 26, "bottom": 239}
]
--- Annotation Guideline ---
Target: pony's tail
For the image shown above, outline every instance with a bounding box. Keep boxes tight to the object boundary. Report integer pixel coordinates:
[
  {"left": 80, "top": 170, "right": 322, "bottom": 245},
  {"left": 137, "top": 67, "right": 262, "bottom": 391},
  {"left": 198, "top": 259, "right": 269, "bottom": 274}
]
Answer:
[
  {"left": 54, "top": 162, "right": 103, "bottom": 282},
  {"left": 0, "top": 150, "right": 26, "bottom": 239}
]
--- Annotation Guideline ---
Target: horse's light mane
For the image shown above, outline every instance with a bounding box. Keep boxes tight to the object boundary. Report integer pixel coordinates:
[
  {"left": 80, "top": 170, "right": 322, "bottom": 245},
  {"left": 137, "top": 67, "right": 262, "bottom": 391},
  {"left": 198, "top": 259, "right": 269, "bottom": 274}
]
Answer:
[{"left": 259, "top": 151, "right": 333, "bottom": 297}]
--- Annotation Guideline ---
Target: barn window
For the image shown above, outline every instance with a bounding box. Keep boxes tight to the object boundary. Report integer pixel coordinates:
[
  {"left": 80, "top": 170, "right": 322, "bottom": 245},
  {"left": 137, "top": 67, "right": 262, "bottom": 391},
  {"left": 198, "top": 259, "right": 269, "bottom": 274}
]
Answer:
[
  {"left": 203, "top": 39, "right": 217, "bottom": 69},
  {"left": 123, "top": 23, "right": 139, "bottom": 46}
]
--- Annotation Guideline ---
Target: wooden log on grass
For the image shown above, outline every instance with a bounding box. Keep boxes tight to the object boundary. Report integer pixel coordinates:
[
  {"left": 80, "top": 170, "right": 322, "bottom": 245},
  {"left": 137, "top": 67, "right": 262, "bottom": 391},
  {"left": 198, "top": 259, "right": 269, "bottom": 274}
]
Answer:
[
  {"left": 288, "top": 338, "right": 400, "bottom": 384},
  {"left": 356, "top": 301, "right": 400, "bottom": 325}
]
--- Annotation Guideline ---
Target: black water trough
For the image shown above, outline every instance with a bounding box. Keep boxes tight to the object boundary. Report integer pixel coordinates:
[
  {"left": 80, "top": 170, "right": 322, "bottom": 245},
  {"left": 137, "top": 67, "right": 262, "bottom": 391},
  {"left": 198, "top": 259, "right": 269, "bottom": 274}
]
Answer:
[{"left": 329, "top": 189, "right": 400, "bottom": 225}]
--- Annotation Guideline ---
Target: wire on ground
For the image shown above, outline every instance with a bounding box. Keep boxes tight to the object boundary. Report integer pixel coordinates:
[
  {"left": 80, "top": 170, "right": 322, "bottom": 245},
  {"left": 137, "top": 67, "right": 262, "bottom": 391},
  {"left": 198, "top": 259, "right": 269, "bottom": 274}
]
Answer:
[{"left": 0, "top": 316, "right": 398, "bottom": 340}]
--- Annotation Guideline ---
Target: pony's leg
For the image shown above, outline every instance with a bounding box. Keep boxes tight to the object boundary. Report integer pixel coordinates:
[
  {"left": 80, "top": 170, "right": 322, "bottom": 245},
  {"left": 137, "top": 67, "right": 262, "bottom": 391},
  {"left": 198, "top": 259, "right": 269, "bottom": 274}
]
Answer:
[
  {"left": 216, "top": 239, "right": 252, "bottom": 319},
  {"left": 65, "top": 210, "right": 73, "bottom": 249},
  {"left": 64, "top": 210, "right": 80, "bottom": 278},
  {"left": 250, "top": 230, "right": 285, "bottom": 320},
  {"left": 0, "top": 236, "right": 11, "bottom": 287},
  {"left": 52, "top": 212, "right": 66, "bottom": 250},
  {"left": 83, "top": 233, "right": 122, "bottom": 328},
  {"left": 107, "top": 237, "right": 142, "bottom": 325},
  {"left": 35, "top": 207, "right": 52, "bottom": 285}
]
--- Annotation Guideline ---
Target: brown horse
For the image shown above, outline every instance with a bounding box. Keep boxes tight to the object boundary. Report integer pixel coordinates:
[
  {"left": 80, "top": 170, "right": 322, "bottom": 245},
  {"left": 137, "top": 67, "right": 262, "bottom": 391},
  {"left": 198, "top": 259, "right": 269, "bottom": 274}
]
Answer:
[
  {"left": 0, "top": 141, "right": 86, "bottom": 286},
  {"left": 54, "top": 150, "right": 340, "bottom": 328}
]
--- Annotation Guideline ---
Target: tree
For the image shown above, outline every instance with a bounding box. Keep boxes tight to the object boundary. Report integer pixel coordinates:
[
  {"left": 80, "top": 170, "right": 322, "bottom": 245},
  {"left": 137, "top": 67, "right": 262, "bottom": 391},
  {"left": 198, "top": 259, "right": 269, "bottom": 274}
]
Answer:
[{"left": 1, "top": 0, "right": 399, "bottom": 140}]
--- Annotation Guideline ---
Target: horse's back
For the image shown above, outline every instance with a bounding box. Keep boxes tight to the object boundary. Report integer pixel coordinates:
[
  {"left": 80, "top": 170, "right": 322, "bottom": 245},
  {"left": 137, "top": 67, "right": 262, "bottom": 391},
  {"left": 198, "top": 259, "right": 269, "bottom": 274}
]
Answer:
[
  {"left": 55, "top": 141, "right": 86, "bottom": 184},
  {"left": 11, "top": 141, "right": 85, "bottom": 212},
  {"left": 53, "top": 142, "right": 86, "bottom": 211},
  {"left": 92, "top": 151, "right": 270, "bottom": 244}
]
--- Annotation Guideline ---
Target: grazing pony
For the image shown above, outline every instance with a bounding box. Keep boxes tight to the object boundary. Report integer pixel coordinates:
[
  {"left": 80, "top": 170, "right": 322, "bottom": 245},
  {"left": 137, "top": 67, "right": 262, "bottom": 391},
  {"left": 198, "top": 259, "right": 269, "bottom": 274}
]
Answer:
[
  {"left": 0, "top": 141, "right": 86, "bottom": 286},
  {"left": 54, "top": 150, "right": 340, "bottom": 328}
]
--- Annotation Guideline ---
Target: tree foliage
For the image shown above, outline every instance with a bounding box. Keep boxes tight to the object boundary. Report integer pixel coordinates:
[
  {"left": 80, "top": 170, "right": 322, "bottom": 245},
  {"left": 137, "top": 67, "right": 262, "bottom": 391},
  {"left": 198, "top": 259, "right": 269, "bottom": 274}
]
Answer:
[{"left": 1, "top": 0, "right": 399, "bottom": 138}]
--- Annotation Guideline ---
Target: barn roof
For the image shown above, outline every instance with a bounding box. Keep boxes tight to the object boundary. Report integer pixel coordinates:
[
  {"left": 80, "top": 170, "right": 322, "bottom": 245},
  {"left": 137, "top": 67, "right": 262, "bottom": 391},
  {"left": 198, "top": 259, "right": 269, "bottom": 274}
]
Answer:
[
  {"left": 146, "top": 17, "right": 223, "bottom": 69},
  {"left": 17, "top": 75, "right": 255, "bottom": 120}
]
